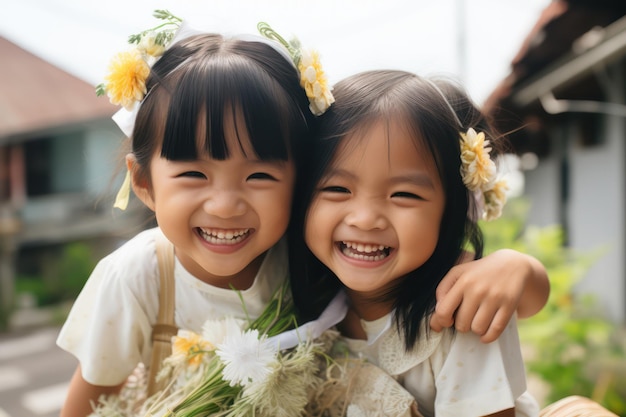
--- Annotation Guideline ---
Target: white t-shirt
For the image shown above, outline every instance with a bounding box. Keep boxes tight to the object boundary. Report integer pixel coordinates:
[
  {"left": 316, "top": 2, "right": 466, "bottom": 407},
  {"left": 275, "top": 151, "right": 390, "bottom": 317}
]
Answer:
[
  {"left": 56, "top": 227, "right": 287, "bottom": 386},
  {"left": 343, "top": 311, "right": 540, "bottom": 417}
]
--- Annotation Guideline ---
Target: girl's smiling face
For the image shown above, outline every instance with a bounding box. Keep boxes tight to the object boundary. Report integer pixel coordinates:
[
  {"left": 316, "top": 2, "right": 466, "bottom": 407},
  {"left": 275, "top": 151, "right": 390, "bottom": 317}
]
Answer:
[
  {"left": 133, "top": 108, "right": 295, "bottom": 290},
  {"left": 304, "top": 119, "right": 445, "bottom": 314}
]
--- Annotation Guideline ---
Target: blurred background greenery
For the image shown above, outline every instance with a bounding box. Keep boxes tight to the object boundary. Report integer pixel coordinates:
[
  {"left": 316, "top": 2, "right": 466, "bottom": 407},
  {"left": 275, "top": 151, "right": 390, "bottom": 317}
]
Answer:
[{"left": 482, "top": 198, "right": 626, "bottom": 415}]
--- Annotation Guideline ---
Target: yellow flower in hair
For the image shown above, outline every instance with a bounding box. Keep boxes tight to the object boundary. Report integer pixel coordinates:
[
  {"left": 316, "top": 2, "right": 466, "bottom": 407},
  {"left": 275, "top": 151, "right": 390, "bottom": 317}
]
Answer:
[
  {"left": 96, "top": 10, "right": 181, "bottom": 112},
  {"left": 482, "top": 178, "right": 508, "bottom": 221},
  {"left": 257, "top": 22, "right": 335, "bottom": 115},
  {"left": 137, "top": 32, "right": 166, "bottom": 60},
  {"left": 459, "top": 127, "right": 497, "bottom": 191},
  {"left": 298, "top": 49, "right": 335, "bottom": 116},
  {"left": 103, "top": 49, "right": 151, "bottom": 111}
]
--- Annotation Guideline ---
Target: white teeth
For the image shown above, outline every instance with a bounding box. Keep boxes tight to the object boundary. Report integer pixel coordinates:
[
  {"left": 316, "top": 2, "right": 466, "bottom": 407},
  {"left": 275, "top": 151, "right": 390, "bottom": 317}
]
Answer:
[
  {"left": 341, "top": 241, "right": 390, "bottom": 261},
  {"left": 199, "top": 228, "right": 250, "bottom": 245},
  {"left": 343, "top": 241, "right": 387, "bottom": 253}
]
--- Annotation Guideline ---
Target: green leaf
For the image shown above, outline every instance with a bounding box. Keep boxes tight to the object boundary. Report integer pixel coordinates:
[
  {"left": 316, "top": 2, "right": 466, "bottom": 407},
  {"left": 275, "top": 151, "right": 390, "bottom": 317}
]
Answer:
[{"left": 95, "top": 83, "right": 106, "bottom": 97}]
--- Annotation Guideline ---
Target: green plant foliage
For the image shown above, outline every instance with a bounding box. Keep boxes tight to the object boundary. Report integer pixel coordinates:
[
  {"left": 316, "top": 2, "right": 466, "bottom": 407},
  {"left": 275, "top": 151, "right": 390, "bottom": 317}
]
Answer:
[
  {"left": 481, "top": 199, "right": 626, "bottom": 415},
  {"left": 15, "top": 275, "right": 61, "bottom": 306},
  {"left": 56, "top": 243, "right": 95, "bottom": 300},
  {"left": 15, "top": 242, "right": 95, "bottom": 307}
]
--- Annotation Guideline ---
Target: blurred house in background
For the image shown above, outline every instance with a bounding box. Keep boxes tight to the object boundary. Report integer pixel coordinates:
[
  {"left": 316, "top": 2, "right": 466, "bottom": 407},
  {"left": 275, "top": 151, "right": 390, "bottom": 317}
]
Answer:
[
  {"left": 484, "top": 0, "right": 626, "bottom": 322},
  {"left": 0, "top": 36, "right": 151, "bottom": 325}
]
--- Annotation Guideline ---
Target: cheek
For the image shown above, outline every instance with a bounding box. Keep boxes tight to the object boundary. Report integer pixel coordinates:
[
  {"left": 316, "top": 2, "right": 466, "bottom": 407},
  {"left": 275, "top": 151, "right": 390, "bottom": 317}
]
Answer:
[
  {"left": 261, "top": 185, "right": 295, "bottom": 232},
  {"left": 304, "top": 199, "right": 332, "bottom": 254},
  {"left": 419, "top": 214, "right": 443, "bottom": 251}
]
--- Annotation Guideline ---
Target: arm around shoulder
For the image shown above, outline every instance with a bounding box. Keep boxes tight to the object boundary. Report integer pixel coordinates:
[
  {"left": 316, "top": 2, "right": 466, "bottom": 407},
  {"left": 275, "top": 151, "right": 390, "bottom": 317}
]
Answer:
[
  {"left": 512, "top": 250, "right": 550, "bottom": 319},
  {"left": 431, "top": 248, "right": 550, "bottom": 342}
]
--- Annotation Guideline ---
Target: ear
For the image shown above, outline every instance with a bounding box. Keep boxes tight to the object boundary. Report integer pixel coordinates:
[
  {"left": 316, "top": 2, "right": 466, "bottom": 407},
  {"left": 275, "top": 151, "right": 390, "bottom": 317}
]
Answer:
[{"left": 126, "top": 154, "right": 156, "bottom": 212}]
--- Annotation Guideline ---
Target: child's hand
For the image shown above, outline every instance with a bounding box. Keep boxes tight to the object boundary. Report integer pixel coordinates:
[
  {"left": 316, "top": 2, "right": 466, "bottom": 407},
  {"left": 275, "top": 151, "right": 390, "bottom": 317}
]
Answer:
[{"left": 429, "top": 249, "right": 549, "bottom": 343}]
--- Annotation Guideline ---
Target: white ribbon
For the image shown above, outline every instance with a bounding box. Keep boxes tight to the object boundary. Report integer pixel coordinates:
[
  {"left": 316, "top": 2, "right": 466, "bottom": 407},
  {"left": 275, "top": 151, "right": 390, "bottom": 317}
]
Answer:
[{"left": 267, "top": 291, "right": 348, "bottom": 350}]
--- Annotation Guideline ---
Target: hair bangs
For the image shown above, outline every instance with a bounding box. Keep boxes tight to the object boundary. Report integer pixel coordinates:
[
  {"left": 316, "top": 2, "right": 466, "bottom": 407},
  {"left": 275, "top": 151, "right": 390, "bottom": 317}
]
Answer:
[{"left": 159, "top": 53, "right": 294, "bottom": 162}]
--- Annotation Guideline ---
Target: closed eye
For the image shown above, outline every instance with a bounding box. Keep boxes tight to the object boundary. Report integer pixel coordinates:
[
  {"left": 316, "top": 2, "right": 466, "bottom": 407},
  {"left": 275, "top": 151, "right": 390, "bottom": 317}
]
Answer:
[
  {"left": 177, "top": 171, "right": 206, "bottom": 179},
  {"left": 392, "top": 191, "right": 423, "bottom": 200},
  {"left": 247, "top": 172, "right": 278, "bottom": 181},
  {"left": 320, "top": 186, "right": 350, "bottom": 194}
]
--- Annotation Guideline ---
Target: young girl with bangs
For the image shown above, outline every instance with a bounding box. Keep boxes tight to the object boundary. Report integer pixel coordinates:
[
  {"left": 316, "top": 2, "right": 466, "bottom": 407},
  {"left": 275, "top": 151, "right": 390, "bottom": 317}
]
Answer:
[
  {"left": 289, "top": 70, "right": 541, "bottom": 416},
  {"left": 57, "top": 18, "right": 547, "bottom": 416},
  {"left": 57, "top": 26, "right": 317, "bottom": 416}
]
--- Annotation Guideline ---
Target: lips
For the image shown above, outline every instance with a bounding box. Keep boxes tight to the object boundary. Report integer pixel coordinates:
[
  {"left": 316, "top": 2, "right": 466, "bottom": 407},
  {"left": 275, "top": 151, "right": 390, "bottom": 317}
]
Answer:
[
  {"left": 198, "top": 228, "right": 251, "bottom": 245},
  {"left": 340, "top": 241, "right": 391, "bottom": 261}
]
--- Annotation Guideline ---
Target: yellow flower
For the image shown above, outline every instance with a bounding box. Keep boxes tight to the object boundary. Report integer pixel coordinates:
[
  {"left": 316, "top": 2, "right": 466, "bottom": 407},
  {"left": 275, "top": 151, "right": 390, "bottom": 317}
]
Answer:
[
  {"left": 138, "top": 32, "right": 166, "bottom": 59},
  {"left": 172, "top": 330, "right": 214, "bottom": 367},
  {"left": 103, "top": 49, "right": 150, "bottom": 110},
  {"left": 298, "top": 49, "right": 334, "bottom": 116},
  {"left": 482, "top": 178, "right": 508, "bottom": 221},
  {"left": 459, "top": 128, "right": 496, "bottom": 191}
]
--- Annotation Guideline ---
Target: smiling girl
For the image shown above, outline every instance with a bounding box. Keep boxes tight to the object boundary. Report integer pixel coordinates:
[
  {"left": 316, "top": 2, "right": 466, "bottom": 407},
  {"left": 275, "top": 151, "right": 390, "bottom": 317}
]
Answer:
[
  {"left": 56, "top": 23, "right": 319, "bottom": 416},
  {"left": 289, "top": 70, "right": 540, "bottom": 416}
]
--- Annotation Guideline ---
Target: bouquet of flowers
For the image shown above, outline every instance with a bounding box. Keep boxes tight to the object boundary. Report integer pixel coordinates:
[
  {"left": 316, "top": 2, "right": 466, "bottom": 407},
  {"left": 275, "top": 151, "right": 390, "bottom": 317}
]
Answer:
[
  {"left": 88, "top": 283, "right": 343, "bottom": 417},
  {"left": 89, "top": 284, "right": 420, "bottom": 417}
]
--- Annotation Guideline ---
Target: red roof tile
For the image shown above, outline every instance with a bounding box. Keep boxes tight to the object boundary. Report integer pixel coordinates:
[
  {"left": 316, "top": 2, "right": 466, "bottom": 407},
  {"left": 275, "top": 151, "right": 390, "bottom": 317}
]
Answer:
[{"left": 0, "top": 36, "right": 116, "bottom": 141}]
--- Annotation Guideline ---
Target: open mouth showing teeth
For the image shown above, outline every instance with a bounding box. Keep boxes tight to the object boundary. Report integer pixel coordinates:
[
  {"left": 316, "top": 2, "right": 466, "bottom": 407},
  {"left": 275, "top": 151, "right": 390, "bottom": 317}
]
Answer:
[
  {"left": 198, "top": 228, "right": 251, "bottom": 245},
  {"left": 340, "top": 241, "right": 391, "bottom": 261}
]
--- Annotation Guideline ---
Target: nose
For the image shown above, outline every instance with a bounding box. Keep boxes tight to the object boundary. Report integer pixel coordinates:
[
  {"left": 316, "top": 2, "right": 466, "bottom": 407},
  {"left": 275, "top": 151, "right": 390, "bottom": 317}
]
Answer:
[
  {"left": 203, "top": 189, "right": 247, "bottom": 218},
  {"left": 344, "top": 201, "right": 388, "bottom": 231}
]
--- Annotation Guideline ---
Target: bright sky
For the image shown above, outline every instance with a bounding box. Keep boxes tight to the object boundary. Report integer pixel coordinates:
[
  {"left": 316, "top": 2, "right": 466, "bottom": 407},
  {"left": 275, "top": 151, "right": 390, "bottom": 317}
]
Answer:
[{"left": 1, "top": 0, "right": 549, "bottom": 104}]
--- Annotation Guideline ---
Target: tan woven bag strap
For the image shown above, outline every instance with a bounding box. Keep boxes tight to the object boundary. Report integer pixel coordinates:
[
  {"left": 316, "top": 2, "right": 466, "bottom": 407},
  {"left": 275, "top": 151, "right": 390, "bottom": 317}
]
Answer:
[{"left": 146, "top": 232, "right": 178, "bottom": 397}]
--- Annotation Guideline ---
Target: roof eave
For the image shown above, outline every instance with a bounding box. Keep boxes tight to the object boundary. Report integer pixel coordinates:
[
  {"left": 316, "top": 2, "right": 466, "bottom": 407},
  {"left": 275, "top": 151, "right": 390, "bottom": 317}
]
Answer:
[{"left": 512, "top": 14, "right": 626, "bottom": 108}]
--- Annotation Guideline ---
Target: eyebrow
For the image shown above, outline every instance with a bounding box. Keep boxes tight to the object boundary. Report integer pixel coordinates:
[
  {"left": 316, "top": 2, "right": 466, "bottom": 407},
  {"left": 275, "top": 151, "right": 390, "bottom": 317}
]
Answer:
[
  {"left": 194, "top": 153, "right": 291, "bottom": 167},
  {"left": 324, "top": 169, "right": 436, "bottom": 189},
  {"left": 388, "top": 173, "right": 436, "bottom": 189}
]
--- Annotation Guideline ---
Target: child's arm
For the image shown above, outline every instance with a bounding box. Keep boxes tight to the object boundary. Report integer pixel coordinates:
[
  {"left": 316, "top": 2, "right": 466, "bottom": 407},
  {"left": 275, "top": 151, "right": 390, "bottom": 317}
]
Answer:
[
  {"left": 61, "top": 365, "right": 125, "bottom": 417},
  {"left": 430, "top": 249, "right": 549, "bottom": 343}
]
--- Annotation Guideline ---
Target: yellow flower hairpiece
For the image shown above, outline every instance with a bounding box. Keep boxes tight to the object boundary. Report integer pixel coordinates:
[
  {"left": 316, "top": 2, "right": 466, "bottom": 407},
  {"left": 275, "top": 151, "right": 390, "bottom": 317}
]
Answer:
[
  {"left": 98, "top": 10, "right": 182, "bottom": 210},
  {"left": 96, "top": 10, "right": 182, "bottom": 110},
  {"left": 258, "top": 22, "right": 335, "bottom": 116},
  {"left": 459, "top": 127, "right": 508, "bottom": 221}
]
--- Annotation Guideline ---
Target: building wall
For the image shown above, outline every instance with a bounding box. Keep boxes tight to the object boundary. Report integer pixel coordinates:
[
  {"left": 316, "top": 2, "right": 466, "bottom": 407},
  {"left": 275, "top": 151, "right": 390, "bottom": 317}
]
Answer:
[
  {"left": 524, "top": 114, "right": 626, "bottom": 323},
  {"left": 525, "top": 156, "right": 561, "bottom": 228},
  {"left": 51, "top": 132, "right": 85, "bottom": 193},
  {"left": 569, "top": 113, "right": 626, "bottom": 323},
  {"left": 84, "top": 121, "right": 126, "bottom": 199}
]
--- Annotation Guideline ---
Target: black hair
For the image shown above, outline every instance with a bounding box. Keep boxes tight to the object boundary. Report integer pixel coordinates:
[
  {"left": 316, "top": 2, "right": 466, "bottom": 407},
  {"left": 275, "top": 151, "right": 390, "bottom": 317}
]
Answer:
[
  {"left": 289, "top": 70, "right": 503, "bottom": 351},
  {"left": 130, "top": 33, "right": 315, "bottom": 182}
]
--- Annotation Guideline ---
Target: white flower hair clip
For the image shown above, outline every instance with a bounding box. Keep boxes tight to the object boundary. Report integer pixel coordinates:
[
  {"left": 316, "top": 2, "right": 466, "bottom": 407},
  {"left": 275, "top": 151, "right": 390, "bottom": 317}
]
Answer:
[
  {"left": 459, "top": 128, "right": 508, "bottom": 221},
  {"left": 257, "top": 22, "right": 335, "bottom": 116}
]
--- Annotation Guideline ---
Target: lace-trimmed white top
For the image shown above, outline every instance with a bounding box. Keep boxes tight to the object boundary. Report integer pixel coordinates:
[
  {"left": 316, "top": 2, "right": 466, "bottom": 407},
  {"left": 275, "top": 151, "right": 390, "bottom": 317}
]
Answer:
[{"left": 343, "top": 307, "right": 540, "bottom": 417}]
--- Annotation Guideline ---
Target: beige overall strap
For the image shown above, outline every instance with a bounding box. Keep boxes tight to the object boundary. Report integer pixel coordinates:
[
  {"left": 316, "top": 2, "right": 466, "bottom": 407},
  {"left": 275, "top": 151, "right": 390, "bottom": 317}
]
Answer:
[{"left": 147, "top": 232, "right": 178, "bottom": 397}]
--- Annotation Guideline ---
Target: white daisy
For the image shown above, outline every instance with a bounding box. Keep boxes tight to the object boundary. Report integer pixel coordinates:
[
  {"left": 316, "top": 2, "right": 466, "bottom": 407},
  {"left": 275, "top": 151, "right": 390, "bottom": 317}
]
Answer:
[
  {"left": 201, "top": 316, "right": 245, "bottom": 346},
  {"left": 216, "top": 329, "right": 278, "bottom": 387}
]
